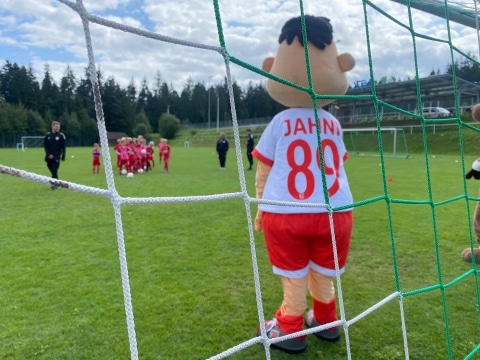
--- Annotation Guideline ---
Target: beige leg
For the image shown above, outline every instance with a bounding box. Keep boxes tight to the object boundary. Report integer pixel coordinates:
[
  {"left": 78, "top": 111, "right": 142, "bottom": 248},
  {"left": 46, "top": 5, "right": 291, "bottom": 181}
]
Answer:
[
  {"left": 308, "top": 270, "right": 334, "bottom": 303},
  {"left": 279, "top": 276, "right": 308, "bottom": 316}
]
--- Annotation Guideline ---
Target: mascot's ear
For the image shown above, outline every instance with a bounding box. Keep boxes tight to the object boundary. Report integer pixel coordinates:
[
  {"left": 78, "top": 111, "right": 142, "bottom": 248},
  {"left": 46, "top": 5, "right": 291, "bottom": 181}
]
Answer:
[
  {"left": 262, "top": 57, "right": 275, "bottom": 72},
  {"left": 472, "top": 104, "right": 480, "bottom": 122},
  {"left": 337, "top": 53, "right": 355, "bottom": 72}
]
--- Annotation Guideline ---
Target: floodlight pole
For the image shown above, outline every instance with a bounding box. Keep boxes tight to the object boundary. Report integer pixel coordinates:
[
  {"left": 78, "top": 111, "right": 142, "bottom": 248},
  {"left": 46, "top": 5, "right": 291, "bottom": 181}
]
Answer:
[
  {"left": 207, "top": 76, "right": 213, "bottom": 129},
  {"left": 475, "top": 0, "right": 480, "bottom": 58},
  {"left": 208, "top": 90, "right": 211, "bottom": 129},
  {"left": 216, "top": 92, "right": 220, "bottom": 132}
]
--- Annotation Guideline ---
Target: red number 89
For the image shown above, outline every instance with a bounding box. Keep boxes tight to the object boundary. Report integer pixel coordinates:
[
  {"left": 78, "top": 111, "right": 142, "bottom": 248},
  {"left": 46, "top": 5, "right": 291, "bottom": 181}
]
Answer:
[{"left": 286, "top": 139, "right": 340, "bottom": 200}]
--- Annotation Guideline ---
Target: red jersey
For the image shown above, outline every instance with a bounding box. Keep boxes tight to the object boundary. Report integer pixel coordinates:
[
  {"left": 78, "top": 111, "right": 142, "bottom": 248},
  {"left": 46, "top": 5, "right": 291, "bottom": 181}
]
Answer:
[
  {"left": 161, "top": 144, "right": 171, "bottom": 159},
  {"left": 92, "top": 148, "right": 101, "bottom": 165},
  {"left": 147, "top": 145, "right": 154, "bottom": 160},
  {"left": 118, "top": 145, "right": 129, "bottom": 161}
]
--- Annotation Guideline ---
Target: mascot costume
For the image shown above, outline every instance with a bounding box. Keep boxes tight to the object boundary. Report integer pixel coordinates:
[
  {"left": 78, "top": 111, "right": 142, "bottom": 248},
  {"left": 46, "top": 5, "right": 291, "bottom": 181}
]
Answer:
[
  {"left": 252, "top": 15, "right": 355, "bottom": 353},
  {"left": 463, "top": 104, "right": 480, "bottom": 263}
]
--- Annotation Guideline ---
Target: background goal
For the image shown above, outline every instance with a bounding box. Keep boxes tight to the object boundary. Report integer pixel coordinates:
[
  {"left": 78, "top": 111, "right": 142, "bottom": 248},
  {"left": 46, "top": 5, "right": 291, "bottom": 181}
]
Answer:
[
  {"left": 344, "top": 127, "right": 409, "bottom": 159},
  {"left": 21, "top": 136, "right": 45, "bottom": 150}
]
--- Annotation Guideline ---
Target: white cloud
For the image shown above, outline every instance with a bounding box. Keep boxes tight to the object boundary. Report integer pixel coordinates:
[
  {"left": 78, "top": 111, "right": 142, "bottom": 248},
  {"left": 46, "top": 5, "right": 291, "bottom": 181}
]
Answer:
[
  {"left": 0, "top": 0, "right": 479, "bottom": 93},
  {"left": 81, "top": 0, "right": 131, "bottom": 12}
]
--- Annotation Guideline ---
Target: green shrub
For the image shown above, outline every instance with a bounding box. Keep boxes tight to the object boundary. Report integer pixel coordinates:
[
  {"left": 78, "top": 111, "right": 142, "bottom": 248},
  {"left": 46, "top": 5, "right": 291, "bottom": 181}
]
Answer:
[{"left": 158, "top": 113, "right": 181, "bottom": 139}]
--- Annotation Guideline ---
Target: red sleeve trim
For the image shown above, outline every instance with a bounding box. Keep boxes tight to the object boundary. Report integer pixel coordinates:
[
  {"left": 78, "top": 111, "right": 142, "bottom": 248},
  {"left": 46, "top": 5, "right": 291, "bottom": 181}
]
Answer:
[{"left": 252, "top": 149, "right": 274, "bottom": 167}]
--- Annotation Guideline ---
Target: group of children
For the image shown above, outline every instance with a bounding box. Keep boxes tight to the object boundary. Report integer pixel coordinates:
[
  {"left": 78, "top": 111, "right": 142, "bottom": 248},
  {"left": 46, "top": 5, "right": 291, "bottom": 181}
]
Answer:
[{"left": 90, "top": 136, "right": 171, "bottom": 175}]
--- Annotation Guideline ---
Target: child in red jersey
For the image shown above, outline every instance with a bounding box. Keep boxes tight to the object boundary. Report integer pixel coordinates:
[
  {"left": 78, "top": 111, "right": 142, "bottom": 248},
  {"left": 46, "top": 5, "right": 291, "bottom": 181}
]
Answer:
[
  {"left": 126, "top": 137, "right": 136, "bottom": 173},
  {"left": 114, "top": 138, "right": 122, "bottom": 170},
  {"left": 139, "top": 137, "right": 148, "bottom": 172},
  {"left": 116, "top": 138, "right": 129, "bottom": 174},
  {"left": 92, "top": 142, "right": 101, "bottom": 174},
  {"left": 133, "top": 137, "right": 142, "bottom": 172},
  {"left": 161, "top": 138, "right": 171, "bottom": 173},
  {"left": 146, "top": 141, "right": 155, "bottom": 171},
  {"left": 158, "top": 138, "right": 165, "bottom": 165}
]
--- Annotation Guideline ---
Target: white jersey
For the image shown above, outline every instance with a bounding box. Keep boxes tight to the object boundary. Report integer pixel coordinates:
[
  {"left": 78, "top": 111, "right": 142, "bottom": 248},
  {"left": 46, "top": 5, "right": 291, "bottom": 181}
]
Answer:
[{"left": 253, "top": 107, "right": 353, "bottom": 214}]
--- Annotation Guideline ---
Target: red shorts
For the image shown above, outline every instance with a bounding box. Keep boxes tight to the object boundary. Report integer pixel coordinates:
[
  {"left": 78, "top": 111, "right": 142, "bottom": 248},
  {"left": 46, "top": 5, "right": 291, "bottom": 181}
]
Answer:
[
  {"left": 92, "top": 158, "right": 100, "bottom": 166},
  {"left": 262, "top": 211, "right": 352, "bottom": 278}
]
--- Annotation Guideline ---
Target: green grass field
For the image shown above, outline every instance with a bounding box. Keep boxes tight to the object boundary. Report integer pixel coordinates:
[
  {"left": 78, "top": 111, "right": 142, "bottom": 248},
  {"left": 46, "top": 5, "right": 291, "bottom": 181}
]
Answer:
[{"left": 1, "top": 139, "right": 480, "bottom": 359}]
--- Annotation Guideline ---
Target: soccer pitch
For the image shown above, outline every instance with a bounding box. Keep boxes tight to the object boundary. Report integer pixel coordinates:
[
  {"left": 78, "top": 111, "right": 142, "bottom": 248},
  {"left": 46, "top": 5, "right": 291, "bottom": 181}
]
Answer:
[{"left": 1, "top": 146, "right": 479, "bottom": 359}]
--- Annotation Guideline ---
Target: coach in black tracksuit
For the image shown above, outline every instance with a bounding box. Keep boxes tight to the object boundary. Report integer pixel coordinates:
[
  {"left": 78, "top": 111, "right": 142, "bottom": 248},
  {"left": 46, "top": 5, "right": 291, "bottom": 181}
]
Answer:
[
  {"left": 246, "top": 128, "right": 254, "bottom": 170},
  {"left": 44, "top": 121, "right": 66, "bottom": 189},
  {"left": 216, "top": 132, "right": 229, "bottom": 170}
]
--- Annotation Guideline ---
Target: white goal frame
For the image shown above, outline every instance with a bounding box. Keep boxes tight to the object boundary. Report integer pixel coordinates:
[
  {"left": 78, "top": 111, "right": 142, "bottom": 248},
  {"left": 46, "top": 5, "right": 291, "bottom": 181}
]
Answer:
[
  {"left": 20, "top": 136, "right": 45, "bottom": 151},
  {"left": 343, "top": 127, "right": 409, "bottom": 159}
]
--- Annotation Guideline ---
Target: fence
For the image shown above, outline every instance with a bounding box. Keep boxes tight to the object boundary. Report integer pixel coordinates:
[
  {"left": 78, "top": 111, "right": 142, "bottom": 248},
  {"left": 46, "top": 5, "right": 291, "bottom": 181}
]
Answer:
[
  {"left": 2, "top": 119, "right": 478, "bottom": 149},
  {"left": 0, "top": 133, "right": 97, "bottom": 149},
  {"left": 181, "top": 116, "right": 271, "bottom": 131}
]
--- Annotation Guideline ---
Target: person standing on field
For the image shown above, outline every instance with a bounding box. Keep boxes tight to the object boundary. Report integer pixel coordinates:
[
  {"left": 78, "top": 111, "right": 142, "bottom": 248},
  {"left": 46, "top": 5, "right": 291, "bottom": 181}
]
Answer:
[
  {"left": 44, "top": 120, "right": 66, "bottom": 190},
  {"left": 216, "top": 132, "right": 229, "bottom": 170},
  {"left": 161, "top": 138, "right": 171, "bottom": 173},
  {"left": 147, "top": 140, "right": 155, "bottom": 170},
  {"left": 92, "top": 143, "right": 101, "bottom": 174},
  {"left": 246, "top": 128, "right": 255, "bottom": 170},
  {"left": 158, "top": 138, "right": 165, "bottom": 165}
]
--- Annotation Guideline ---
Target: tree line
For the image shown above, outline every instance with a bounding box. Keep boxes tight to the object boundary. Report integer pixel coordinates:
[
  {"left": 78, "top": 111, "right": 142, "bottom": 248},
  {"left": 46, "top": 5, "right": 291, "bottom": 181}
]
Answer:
[
  {"left": 0, "top": 61, "right": 287, "bottom": 144},
  {"left": 1, "top": 56, "right": 479, "bottom": 145}
]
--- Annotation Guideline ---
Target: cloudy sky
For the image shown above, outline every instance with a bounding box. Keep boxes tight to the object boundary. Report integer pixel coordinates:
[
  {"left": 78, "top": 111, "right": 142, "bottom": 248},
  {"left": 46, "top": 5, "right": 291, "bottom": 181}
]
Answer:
[{"left": 1, "top": 0, "right": 479, "bottom": 92}]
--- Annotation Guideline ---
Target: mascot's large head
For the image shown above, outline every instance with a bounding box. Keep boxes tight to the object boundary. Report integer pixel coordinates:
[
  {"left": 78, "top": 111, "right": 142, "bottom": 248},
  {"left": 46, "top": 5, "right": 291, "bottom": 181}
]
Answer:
[
  {"left": 262, "top": 15, "right": 355, "bottom": 108},
  {"left": 472, "top": 104, "right": 480, "bottom": 122}
]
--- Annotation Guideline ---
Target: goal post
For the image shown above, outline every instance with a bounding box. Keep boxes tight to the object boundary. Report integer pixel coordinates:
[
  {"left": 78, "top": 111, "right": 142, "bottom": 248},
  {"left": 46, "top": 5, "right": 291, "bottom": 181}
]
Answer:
[
  {"left": 21, "top": 136, "right": 45, "bottom": 150},
  {"left": 343, "top": 127, "right": 409, "bottom": 159}
]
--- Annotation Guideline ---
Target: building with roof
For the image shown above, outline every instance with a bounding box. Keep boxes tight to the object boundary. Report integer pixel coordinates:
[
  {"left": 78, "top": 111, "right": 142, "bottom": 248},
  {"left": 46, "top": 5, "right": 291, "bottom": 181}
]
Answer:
[
  {"left": 333, "top": 74, "right": 480, "bottom": 123},
  {"left": 390, "top": 0, "right": 480, "bottom": 30},
  {"left": 328, "top": 0, "right": 480, "bottom": 124}
]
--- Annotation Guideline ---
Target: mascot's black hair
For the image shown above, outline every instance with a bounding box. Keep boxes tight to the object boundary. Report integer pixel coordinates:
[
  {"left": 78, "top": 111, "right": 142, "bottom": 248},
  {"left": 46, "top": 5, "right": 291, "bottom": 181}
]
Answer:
[{"left": 278, "top": 15, "right": 333, "bottom": 50}]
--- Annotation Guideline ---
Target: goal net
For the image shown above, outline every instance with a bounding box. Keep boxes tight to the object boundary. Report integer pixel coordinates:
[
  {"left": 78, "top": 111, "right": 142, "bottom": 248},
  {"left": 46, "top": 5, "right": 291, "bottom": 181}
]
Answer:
[
  {"left": 21, "top": 136, "right": 45, "bottom": 150},
  {"left": 344, "top": 127, "right": 409, "bottom": 159}
]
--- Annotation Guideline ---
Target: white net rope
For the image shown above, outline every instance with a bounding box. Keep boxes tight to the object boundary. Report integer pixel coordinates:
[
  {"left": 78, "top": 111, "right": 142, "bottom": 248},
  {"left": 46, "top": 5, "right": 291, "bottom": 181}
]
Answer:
[{"left": 0, "top": 1, "right": 413, "bottom": 359}]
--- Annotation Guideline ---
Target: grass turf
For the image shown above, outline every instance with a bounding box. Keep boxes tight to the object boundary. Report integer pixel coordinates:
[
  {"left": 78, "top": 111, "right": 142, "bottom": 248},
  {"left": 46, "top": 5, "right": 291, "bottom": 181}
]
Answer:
[{"left": 1, "top": 140, "right": 480, "bottom": 359}]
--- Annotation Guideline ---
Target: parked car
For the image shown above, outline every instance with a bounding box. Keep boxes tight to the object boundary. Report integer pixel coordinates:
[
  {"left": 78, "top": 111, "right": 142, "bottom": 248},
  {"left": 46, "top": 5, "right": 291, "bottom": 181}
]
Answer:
[{"left": 419, "top": 106, "right": 451, "bottom": 118}]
